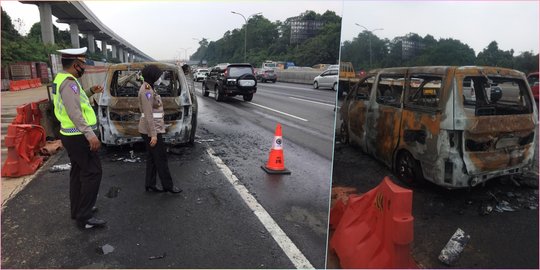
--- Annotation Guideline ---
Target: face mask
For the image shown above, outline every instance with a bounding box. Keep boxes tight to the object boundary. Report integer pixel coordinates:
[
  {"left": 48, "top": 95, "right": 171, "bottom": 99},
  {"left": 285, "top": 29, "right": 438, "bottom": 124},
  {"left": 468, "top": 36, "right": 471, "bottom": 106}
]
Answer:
[
  {"left": 154, "top": 78, "right": 162, "bottom": 87},
  {"left": 74, "top": 64, "right": 85, "bottom": 77}
]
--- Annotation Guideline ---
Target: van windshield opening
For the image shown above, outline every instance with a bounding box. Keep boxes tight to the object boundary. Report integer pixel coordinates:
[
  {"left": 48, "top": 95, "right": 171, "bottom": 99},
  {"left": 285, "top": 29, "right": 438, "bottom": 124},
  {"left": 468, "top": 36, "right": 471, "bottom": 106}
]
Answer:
[
  {"left": 110, "top": 69, "right": 180, "bottom": 97},
  {"left": 462, "top": 76, "right": 533, "bottom": 116}
]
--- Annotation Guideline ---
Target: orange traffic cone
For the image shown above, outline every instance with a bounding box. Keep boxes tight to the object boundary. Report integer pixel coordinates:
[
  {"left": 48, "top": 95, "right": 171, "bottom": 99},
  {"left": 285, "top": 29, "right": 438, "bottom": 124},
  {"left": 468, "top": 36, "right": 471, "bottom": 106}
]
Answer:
[{"left": 261, "top": 123, "right": 291, "bottom": 175}]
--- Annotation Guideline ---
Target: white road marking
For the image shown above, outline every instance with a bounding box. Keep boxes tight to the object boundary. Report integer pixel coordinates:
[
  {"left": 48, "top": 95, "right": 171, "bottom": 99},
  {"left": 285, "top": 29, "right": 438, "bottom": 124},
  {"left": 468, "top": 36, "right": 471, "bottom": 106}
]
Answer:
[
  {"left": 288, "top": 96, "right": 335, "bottom": 107},
  {"left": 206, "top": 147, "right": 314, "bottom": 269},
  {"left": 245, "top": 101, "right": 308, "bottom": 122}
]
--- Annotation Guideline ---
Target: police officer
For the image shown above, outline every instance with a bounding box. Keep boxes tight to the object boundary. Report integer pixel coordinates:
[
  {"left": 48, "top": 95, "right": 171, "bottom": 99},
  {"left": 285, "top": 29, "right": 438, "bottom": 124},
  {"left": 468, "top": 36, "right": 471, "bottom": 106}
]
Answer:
[
  {"left": 52, "top": 47, "right": 106, "bottom": 229},
  {"left": 138, "top": 65, "right": 182, "bottom": 194}
]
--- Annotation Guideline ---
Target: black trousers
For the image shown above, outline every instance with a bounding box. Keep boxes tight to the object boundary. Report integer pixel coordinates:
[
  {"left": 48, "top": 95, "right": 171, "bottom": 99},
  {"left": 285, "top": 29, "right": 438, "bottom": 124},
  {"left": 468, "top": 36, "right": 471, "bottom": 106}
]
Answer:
[
  {"left": 59, "top": 134, "right": 102, "bottom": 222},
  {"left": 141, "top": 133, "right": 174, "bottom": 189}
]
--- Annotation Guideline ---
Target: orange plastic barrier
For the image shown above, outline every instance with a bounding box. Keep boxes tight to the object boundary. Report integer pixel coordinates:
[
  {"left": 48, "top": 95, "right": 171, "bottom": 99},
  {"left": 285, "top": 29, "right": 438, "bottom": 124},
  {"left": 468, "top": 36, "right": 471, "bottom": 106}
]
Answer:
[
  {"left": 1, "top": 124, "right": 46, "bottom": 177},
  {"left": 12, "top": 103, "right": 33, "bottom": 125},
  {"left": 29, "top": 79, "right": 37, "bottom": 88},
  {"left": 30, "top": 99, "right": 47, "bottom": 125},
  {"left": 261, "top": 123, "right": 291, "bottom": 174},
  {"left": 330, "top": 177, "right": 416, "bottom": 269},
  {"left": 9, "top": 79, "right": 43, "bottom": 91}
]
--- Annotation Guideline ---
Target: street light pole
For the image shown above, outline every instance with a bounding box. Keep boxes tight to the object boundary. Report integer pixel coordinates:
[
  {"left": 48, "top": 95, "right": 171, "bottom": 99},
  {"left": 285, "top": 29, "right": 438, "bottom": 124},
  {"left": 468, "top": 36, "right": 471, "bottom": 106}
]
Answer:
[
  {"left": 355, "top": 23, "right": 383, "bottom": 68},
  {"left": 179, "top": 47, "right": 191, "bottom": 62},
  {"left": 231, "top": 11, "right": 261, "bottom": 63}
]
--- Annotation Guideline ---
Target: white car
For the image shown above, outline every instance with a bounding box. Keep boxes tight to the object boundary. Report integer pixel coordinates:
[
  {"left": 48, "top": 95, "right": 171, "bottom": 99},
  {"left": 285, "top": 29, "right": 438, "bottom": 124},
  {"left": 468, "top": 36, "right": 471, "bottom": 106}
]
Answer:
[
  {"left": 313, "top": 68, "right": 338, "bottom": 91},
  {"left": 193, "top": 68, "right": 209, "bottom": 82}
]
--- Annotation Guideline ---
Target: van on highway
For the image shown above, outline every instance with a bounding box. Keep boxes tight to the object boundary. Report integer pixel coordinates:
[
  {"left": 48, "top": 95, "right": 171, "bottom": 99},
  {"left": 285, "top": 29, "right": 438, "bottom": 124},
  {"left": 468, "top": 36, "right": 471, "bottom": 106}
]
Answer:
[
  {"left": 97, "top": 62, "right": 197, "bottom": 146},
  {"left": 340, "top": 66, "right": 537, "bottom": 188}
]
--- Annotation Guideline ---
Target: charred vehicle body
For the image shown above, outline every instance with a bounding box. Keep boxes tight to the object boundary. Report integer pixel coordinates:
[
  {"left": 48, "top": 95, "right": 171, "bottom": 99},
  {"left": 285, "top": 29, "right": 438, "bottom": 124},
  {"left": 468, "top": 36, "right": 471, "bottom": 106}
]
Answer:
[
  {"left": 98, "top": 62, "right": 197, "bottom": 146},
  {"left": 340, "top": 66, "right": 537, "bottom": 188}
]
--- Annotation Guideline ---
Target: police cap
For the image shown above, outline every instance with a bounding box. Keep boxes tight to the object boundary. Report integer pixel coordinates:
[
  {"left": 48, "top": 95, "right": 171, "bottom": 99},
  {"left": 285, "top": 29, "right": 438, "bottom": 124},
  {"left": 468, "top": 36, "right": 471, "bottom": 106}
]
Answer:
[{"left": 57, "top": 47, "right": 87, "bottom": 62}]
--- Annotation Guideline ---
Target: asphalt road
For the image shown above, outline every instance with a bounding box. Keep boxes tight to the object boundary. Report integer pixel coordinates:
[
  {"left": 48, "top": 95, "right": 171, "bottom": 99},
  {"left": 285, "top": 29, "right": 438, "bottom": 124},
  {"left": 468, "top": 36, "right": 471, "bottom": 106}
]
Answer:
[
  {"left": 330, "top": 121, "right": 539, "bottom": 268},
  {"left": 1, "top": 82, "right": 336, "bottom": 268}
]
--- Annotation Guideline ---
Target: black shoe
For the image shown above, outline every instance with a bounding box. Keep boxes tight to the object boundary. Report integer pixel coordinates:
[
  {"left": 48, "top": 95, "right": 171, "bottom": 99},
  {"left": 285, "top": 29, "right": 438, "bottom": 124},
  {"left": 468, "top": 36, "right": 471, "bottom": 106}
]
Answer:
[
  {"left": 164, "top": 186, "right": 183, "bottom": 194},
  {"left": 78, "top": 217, "right": 107, "bottom": 229},
  {"left": 145, "top": 186, "right": 164, "bottom": 192}
]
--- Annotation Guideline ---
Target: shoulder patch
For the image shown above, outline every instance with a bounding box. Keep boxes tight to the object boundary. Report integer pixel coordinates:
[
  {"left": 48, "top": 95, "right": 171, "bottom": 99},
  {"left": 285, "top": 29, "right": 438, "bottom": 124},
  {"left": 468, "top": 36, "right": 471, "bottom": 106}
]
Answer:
[
  {"left": 69, "top": 83, "right": 79, "bottom": 94},
  {"left": 145, "top": 92, "right": 152, "bottom": 100},
  {"left": 145, "top": 84, "right": 151, "bottom": 90}
]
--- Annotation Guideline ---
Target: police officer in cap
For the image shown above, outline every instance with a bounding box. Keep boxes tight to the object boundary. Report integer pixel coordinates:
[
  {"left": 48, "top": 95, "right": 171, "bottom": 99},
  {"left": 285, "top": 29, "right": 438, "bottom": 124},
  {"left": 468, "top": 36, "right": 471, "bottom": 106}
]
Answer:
[
  {"left": 52, "top": 47, "right": 106, "bottom": 229},
  {"left": 138, "top": 65, "right": 182, "bottom": 194}
]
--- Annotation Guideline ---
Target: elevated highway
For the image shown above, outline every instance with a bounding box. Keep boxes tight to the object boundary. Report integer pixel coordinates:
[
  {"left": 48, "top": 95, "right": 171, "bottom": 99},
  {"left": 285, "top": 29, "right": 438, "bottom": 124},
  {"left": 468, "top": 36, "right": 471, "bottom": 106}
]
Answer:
[{"left": 22, "top": 1, "right": 154, "bottom": 62}]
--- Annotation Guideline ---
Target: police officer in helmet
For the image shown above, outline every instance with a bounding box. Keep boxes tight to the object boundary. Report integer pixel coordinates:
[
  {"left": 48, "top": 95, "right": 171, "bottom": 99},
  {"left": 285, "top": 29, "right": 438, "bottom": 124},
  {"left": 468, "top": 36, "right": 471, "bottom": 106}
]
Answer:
[{"left": 52, "top": 47, "right": 106, "bottom": 229}]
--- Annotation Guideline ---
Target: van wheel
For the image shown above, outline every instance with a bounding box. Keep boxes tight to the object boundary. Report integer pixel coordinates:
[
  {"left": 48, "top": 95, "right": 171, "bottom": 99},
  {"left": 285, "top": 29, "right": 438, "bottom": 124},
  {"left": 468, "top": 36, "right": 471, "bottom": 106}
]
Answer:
[
  {"left": 340, "top": 121, "right": 349, "bottom": 144},
  {"left": 215, "top": 86, "right": 223, "bottom": 102},
  {"left": 313, "top": 81, "right": 319, "bottom": 89},
  {"left": 243, "top": 94, "right": 253, "bottom": 102},
  {"left": 395, "top": 151, "right": 423, "bottom": 186}
]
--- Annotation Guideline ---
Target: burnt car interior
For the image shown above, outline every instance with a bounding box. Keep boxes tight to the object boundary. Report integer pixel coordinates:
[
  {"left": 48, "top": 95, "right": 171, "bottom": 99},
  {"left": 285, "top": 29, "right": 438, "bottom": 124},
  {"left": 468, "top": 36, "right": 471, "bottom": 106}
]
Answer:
[
  {"left": 376, "top": 76, "right": 404, "bottom": 107},
  {"left": 110, "top": 69, "right": 181, "bottom": 97},
  {"left": 406, "top": 75, "right": 443, "bottom": 108},
  {"left": 463, "top": 76, "right": 533, "bottom": 116}
]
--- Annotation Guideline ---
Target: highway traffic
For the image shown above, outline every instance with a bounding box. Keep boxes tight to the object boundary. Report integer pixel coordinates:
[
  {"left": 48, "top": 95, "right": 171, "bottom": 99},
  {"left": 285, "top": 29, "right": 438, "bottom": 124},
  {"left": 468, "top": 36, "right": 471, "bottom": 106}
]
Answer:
[{"left": 1, "top": 81, "right": 337, "bottom": 268}]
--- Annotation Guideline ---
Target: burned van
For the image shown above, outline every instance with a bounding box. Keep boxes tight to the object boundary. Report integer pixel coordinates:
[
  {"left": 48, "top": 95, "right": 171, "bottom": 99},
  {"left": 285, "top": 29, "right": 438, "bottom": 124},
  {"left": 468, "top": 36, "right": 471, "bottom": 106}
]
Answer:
[
  {"left": 98, "top": 62, "right": 197, "bottom": 146},
  {"left": 340, "top": 66, "right": 537, "bottom": 188}
]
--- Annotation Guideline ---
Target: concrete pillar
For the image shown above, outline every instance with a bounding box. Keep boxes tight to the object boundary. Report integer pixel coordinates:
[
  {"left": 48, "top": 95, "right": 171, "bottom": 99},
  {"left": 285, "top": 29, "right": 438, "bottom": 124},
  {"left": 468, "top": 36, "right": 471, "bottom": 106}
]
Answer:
[
  {"left": 69, "top": 22, "right": 80, "bottom": 48},
  {"left": 37, "top": 3, "right": 54, "bottom": 44},
  {"left": 130, "top": 54, "right": 134, "bottom": 63},
  {"left": 118, "top": 48, "right": 124, "bottom": 62},
  {"left": 124, "top": 51, "right": 128, "bottom": 63},
  {"left": 101, "top": 40, "right": 108, "bottom": 59},
  {"left": 111, "top": 44, "right": 117, "bottom": 60},
  {"left": 87, "top": 33, "right": 95, "bottom": 53}
]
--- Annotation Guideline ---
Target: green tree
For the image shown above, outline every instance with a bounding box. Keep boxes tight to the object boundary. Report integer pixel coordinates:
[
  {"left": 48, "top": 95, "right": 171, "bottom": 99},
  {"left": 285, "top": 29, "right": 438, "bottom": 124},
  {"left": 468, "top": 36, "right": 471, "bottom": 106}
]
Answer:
[
  {"left": 513, "top": 51, "right": 539, "bottom": 74},
  {"left": 476, "top": 41, "right": 514, "bottom": 68},
  {"left": 415, "top": 38, "right": 476, "bottom": 66}
]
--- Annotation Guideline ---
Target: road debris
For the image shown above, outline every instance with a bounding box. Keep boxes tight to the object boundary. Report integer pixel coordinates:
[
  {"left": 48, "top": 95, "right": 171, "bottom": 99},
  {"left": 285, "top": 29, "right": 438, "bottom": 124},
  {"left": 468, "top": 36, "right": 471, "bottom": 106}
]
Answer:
[
  {"left": 148, "top": 252, "right": 166, "bottom": 260},
  {"left": 40, "top": 140, "right": 63, "bottom": 156},
  {"left": 49, "top": 163, "right": 71, "bottom": 172},
  {"left": 438, "top": 228, "right": 470, "bottom": 265},
  {"left": 106, "top": 187, "right": 121, "bottom": 198},
  {"left": 195, "top": 139, "right": 215, "bottom": 143},
  {"left": 495, "top": 200, "right": 515, "bottom": 212},
  {"left": 113, "top": 150, "right": 142, "bottom": 162},
  {"left": 100, "top": 244, "right": 114, "bottom": 255}
]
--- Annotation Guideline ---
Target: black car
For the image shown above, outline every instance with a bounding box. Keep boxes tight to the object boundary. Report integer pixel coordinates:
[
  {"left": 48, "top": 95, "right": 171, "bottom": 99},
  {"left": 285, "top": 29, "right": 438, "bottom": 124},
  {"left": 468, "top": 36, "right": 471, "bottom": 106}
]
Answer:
[{"left": 202, "top": 63, "right": 257, "bottom": 101}]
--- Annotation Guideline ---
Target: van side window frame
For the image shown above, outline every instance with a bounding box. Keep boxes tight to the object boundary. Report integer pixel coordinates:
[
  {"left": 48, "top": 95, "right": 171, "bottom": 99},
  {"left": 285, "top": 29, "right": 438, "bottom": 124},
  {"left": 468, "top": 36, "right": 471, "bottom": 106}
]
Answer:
[
  {"left": 404, "top": 73, "right": 444, "bottom": 112},
  {"left": 375, "top": 73, "right": 405, "bottom": 108},
  {"left": 352, "top": 75, "right": 375, "bottom": 100}
]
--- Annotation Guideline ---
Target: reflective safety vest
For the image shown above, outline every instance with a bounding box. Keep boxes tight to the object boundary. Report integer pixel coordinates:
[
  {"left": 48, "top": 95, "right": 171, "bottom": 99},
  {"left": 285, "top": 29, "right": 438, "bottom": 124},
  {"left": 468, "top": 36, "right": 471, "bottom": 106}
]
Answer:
[{"left": 52, "top": 72, "right": 97, "bottom": 136}]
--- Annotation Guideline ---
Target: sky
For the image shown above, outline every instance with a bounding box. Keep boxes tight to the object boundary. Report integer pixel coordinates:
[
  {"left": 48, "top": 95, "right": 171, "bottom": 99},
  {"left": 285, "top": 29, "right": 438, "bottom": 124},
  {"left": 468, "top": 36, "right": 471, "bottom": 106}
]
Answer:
[
  {"left": 341, "top": 1, "right": 539, "bottom": 55},
  {"left": 2, "top": 1, "right": 538, "bottom": 60},
  {"left": 0, "top": 0, "right": 343, "bottom": 60}
]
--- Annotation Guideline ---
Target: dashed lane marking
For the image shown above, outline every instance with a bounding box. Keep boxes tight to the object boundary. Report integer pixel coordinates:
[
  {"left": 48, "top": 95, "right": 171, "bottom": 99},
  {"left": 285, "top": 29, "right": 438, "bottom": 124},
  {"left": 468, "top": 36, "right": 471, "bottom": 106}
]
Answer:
[
  {"left": 288, "top": 96, "right": 335, "bottom": 107},
  {"left": 206, "top": 147, "right": 314, "bottom": 269},
  {"left": 244, "top": 101, "right": 309, "bottom": 122}
]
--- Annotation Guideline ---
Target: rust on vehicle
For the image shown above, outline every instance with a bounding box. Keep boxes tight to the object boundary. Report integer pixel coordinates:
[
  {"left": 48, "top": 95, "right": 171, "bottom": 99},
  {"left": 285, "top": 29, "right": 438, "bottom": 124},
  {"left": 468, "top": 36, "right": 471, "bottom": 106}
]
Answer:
[
  {"left": 98, "top": 62, "right": 197, "bottom": 146},
  {"left": 341, "top": 65, "right": 537, "bottom": 188}
]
